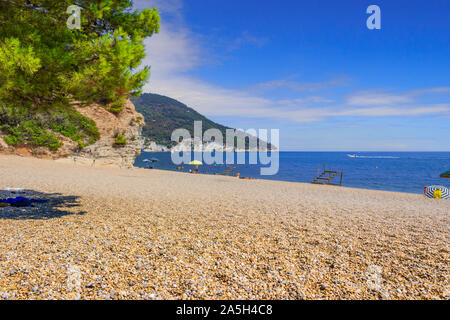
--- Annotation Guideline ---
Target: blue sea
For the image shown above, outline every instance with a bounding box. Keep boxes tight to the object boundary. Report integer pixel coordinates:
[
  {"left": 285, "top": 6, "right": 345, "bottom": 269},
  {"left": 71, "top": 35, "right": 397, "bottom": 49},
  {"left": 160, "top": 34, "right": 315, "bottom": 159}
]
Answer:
[{"left": 134, "top": 152, "right": 450, "bottom": 194}]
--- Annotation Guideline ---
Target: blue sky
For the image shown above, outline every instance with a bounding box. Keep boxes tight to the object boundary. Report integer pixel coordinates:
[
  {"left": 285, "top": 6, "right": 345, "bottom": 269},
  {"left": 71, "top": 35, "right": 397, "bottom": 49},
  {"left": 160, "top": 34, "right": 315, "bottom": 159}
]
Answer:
[{"left": 135, "top": 0, "right": 450, "bottom": 151}]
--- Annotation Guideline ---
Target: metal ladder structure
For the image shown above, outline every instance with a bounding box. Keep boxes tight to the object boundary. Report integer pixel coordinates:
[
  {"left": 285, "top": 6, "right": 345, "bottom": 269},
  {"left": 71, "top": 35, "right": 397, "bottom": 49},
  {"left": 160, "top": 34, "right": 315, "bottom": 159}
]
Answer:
[
  {"left": 217, "top": 166, "right": 238, "bottom": 176},
  {"left": 312, "top": 164, "right": 343, "bottom": 186}
]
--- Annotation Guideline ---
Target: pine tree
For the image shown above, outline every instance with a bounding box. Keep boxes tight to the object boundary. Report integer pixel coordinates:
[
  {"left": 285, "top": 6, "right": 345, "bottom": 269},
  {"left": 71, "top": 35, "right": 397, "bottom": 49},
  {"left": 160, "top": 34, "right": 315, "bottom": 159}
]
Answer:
[{"left": 0, "top": 0, "right": 160, "bottom": 111}]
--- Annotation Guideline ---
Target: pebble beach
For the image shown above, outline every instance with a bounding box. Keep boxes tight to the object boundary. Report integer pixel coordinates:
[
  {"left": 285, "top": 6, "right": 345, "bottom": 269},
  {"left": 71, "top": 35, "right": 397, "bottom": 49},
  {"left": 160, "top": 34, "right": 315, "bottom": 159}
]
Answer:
[{"left": 0, "top": 155, "right": 448, "bottom": 300}]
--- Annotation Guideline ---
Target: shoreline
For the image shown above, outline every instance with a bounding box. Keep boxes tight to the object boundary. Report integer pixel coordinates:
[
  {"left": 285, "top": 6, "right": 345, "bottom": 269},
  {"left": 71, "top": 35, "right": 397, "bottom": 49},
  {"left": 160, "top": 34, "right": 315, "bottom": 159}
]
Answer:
[
  {"left": 137, "top": 151, "right": 450, "bottom": 196},
  {"left": 9, "top": 153, "right": 432, "bottom": 197},
  {"left": 151, "top": 168, "right": 430, "bottom": 197},
  {"left": 3, "top": 153, "right": 444, "bottom": 197},
  {"left": 0, "top": 155, "right": 448, "bottom": 300}
]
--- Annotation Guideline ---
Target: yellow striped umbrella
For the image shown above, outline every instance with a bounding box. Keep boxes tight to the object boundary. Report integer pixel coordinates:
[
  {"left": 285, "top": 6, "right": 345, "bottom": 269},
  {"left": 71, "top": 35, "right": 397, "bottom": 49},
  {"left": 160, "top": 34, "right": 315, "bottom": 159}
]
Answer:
[{"left": 189, "top": 160, "right": 203, "bottom": 166}]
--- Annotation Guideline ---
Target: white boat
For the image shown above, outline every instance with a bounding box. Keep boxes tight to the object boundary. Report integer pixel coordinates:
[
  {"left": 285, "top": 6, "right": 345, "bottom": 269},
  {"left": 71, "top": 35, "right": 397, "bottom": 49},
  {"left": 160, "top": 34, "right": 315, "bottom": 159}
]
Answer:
[{"left": 347, "top": 154, "right": 358, "bottom": 158}]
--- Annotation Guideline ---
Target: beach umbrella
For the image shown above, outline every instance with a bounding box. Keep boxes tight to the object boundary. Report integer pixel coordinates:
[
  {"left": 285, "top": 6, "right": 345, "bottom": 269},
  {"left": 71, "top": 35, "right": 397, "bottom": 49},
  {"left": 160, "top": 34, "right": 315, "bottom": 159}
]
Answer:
[
  {"left": 440, "top": 171, "right": 450, "bottom": 178},
  {"left": 425, "top": 185, "right": 449, "bottom": 199},
  {"left": 188, "top": 160, "right": 203, "bottom": 172}
]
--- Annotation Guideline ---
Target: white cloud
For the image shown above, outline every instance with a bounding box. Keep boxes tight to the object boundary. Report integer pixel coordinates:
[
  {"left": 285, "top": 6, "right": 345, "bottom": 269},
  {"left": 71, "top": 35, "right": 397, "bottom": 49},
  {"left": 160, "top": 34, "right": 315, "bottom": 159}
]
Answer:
[
  {"left": 250, "top": 77, "right": 351, "bottom": 93},
  {"left": 331, "top": 104, "right": 450, "bottom": 117},
  {"left": 134, "top": 0, "right": 183, "bottom": 15},
  {"left": 138, "top": 1, "right": 450, "bottom": 124},
  {"left": 144, "top": 27, "right": 202, "bottom": 76},
  {"left": 347, "top": 88, "right": 450, "bottom": 107},
  {"left": 411, "top": 87, "right": 450, "bottom": 95},
  {"left": 347, "top": 93, "right": 413, "bottom": 106},
  {"left": 227, "top": 31, "right": 269, "bottom": 52}
]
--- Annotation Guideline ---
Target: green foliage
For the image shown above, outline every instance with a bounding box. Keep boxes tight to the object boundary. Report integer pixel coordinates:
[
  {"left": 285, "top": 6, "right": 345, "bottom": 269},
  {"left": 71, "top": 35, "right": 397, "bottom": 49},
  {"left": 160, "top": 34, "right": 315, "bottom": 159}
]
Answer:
[
  {"left": 0, "top": 0, "right": 159, "bottom": 110},
  {"left": 0, "top": 38, "right": 41, "bottom": 104},
  {"left": 3, "top": 135, "right": 20, "bottom": 146},
  {"left": 107, "top": 99, "right": 126, "bottom": 114},
  {"left": 0, "top": 1, "right": 159, "bottom": 151},
  {"left": 114, "top": 133, "right": 127, "bottom": 146},
  {"left": 4, "top": 120, "right": 62, "bottom": 151},
  {"left": 47, "top": 106, "right": 99, "bottom": 144},
  {"left": 0, "top": 103, "right": 99, "bottom": 151}
]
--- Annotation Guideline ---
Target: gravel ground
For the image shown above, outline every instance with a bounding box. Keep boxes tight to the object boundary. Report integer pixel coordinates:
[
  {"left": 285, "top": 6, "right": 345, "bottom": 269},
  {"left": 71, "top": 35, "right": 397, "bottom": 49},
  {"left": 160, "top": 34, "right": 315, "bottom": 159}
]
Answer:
[{"left": 0, "top": 155, "right": 448, "bottom": 300}]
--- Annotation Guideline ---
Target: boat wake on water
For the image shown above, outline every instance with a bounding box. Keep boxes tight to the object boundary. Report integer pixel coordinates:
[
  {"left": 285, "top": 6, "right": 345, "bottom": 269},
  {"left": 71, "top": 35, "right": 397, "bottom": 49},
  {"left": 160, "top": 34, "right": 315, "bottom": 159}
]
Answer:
[{"left": 347, "top": 154, "right": 400, "bottom": 159}]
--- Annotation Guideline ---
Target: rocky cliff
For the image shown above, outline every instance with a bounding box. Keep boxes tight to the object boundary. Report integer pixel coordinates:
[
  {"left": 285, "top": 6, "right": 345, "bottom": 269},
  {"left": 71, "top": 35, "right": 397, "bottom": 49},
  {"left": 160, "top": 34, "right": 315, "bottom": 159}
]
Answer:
[
  {"left": 0, "top": 100, "right": 145, "bottom": 168},
  {"left": 142, "top": 141, "right": 170, "bottom": 152}
]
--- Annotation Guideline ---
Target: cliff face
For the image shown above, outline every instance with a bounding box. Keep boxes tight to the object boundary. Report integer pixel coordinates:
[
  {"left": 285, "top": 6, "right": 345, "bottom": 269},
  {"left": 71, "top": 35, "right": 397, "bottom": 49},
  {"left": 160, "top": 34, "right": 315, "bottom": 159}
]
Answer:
[
  {"left": 0, "top": 100, "right": 145, "bottom": 168},
  {"left": 71, "top": 100, "right": 145, "bottom": 168},
  {"left": 142, "top": 141, "right": 170, "bottom": 152}
]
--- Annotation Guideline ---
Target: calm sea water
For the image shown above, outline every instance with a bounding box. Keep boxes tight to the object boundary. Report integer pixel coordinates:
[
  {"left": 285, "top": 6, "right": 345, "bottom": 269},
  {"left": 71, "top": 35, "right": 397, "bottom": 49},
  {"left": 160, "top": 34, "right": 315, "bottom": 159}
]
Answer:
[{"left": 134, "top": 152, "right": 450, "bottom": 194}]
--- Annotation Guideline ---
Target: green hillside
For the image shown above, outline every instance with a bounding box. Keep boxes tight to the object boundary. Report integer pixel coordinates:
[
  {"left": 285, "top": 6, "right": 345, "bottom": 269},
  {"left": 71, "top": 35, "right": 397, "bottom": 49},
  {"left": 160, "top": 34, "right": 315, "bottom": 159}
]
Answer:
[
  {"left": 132, "top": 93, "right": 231, "bottom": 147},
  {"left": 132, "top": 93, "right": 273, "bottom": 150}
]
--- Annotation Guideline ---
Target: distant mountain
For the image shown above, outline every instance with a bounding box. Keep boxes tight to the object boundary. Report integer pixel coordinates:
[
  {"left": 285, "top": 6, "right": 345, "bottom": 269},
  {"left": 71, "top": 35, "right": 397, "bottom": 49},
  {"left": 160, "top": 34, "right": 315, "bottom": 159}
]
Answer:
[
  {"left": 132, "top": 93, "right": 229, "bottom": 147},
  {"left": 132, "top": 93, "right": 271, "bottom": 150}
]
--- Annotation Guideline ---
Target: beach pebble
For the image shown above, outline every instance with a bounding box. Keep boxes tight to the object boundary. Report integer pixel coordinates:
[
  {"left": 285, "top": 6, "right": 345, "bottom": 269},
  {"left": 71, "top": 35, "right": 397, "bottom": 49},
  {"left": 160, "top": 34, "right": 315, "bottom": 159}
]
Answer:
[{"left": 0, "top": 155, "right": 447, "bottom": 300}]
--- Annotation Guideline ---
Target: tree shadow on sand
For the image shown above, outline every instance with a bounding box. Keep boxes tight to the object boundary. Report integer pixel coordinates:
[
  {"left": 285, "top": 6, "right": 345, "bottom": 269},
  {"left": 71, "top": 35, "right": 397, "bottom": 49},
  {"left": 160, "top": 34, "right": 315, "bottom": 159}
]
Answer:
[{"left": 0, "top": 189, "right": 86, "bottom": 220}]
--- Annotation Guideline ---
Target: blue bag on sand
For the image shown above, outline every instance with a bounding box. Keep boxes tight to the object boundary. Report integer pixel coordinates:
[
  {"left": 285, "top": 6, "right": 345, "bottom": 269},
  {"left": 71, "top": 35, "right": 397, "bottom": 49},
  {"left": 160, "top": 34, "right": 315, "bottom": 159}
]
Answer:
[
  {"left": 1, "top": 197, "right": 47, "bottom": 207},
  {"left": 3, "top": 197, "right": 33, "bottom": 207}
]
